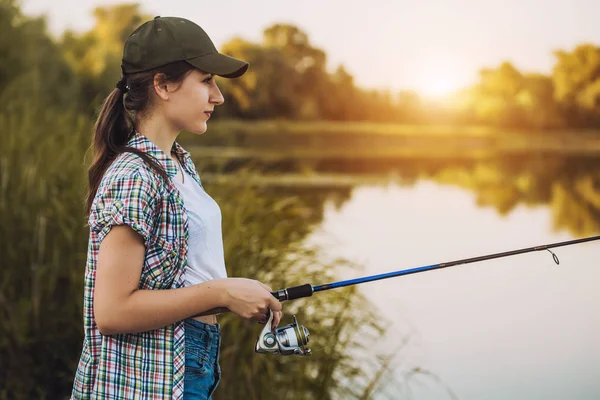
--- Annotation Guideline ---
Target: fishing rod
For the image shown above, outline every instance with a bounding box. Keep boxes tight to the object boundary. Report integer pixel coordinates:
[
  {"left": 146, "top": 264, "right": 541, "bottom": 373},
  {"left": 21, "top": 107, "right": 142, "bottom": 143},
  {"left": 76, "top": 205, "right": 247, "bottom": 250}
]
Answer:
[{"left": 255, "top": 235, "right": 600, "bottom": 357}]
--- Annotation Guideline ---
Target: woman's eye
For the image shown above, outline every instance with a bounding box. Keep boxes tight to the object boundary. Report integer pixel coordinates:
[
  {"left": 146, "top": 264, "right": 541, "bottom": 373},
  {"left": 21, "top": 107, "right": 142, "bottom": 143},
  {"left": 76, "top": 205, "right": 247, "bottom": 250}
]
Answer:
[{"left": 203, "top": 75, "right": 214, "bottom": 83}]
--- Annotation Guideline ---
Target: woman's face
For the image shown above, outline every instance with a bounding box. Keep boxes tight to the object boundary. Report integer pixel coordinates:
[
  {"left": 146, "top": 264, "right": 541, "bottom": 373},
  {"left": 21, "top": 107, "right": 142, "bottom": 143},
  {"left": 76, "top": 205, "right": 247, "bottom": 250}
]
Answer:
[{"left": 162, "top": 68, "right": 225, "bottom": 135}]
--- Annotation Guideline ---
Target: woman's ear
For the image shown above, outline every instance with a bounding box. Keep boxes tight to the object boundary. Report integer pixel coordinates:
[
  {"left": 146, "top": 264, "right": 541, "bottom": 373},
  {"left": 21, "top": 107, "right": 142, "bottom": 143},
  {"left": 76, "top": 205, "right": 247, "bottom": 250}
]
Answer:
[{"left": 153, "top": 73, "right": 169, "bottom": 100}]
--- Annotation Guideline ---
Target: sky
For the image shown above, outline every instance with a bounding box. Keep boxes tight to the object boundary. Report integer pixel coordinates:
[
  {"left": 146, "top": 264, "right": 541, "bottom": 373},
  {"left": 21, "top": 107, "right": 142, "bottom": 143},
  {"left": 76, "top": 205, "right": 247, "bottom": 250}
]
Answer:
[{"left": 22, "top": 0, "right": 600, "bottom": 97}]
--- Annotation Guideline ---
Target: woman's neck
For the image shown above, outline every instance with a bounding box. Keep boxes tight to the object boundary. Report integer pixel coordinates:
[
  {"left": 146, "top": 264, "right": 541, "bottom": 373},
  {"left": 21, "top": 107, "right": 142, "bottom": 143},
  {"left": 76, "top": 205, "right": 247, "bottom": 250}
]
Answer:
[{"left": 136, "top": 113, "right": 179, "bottom": 156}]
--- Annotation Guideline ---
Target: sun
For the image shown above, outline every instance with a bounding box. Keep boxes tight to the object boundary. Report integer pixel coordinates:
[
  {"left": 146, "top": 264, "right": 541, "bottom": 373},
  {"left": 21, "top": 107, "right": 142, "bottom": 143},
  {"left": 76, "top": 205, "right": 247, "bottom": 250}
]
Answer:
[
  {"left": 420, "top": 74, "right": 459, "bottom": 98},
  {"left": 413, "top": 65, "right": 465, "bottom": 99}
]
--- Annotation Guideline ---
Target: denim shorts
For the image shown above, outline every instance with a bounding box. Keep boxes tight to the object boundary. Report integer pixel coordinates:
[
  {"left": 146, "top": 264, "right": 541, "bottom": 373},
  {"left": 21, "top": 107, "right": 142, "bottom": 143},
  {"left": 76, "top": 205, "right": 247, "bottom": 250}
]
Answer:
[{"left": 183, "top": 318, "right": 222, "bottom": 399}]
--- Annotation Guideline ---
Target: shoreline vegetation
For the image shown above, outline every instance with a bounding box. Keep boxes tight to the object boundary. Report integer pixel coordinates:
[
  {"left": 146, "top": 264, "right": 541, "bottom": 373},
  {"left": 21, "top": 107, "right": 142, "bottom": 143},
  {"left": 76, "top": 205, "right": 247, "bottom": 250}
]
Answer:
[
  {"left": 183, "top": 120, "right": 600, "bottom": 161},
  {"left": 192, "top": 119, "right": 600, "bottom": 137}
]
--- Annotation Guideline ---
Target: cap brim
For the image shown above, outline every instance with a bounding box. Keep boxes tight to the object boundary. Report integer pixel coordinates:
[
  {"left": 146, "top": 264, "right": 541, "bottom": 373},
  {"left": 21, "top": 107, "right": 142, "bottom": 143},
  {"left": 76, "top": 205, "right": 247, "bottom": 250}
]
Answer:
[{"left": 186, "top": 52, "right": 249, "bottom": 78}]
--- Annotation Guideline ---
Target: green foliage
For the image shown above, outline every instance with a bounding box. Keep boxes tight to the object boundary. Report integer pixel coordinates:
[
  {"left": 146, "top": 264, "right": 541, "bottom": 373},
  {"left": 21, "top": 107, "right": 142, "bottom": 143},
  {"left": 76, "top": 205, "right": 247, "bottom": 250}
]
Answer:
[
  {"left": 0, "top": 99, "right": 91, "bottom": 398},
  {"left": 0, "top": 0, "right": 78, "bottom": 110},
  {"left": 552, "top": 44, "right": 600, "bottom": 127},
  {"left": 461, "top": 62, "right": 562, "bottom": 129},
  {"left": 217, "top": 24, "right": 422, "bottom": 123},
  {"left": 0, "top": 10, "right": 91, "bottom": 392},
  {"left": 59, "top": 4, "right": 150, "bottom": 111},
  {"left": 204, "top": 176, "right": 389, "bottom": 399},
  {"left": 460, "top": 44, "right": 600, "bottom": 130}
]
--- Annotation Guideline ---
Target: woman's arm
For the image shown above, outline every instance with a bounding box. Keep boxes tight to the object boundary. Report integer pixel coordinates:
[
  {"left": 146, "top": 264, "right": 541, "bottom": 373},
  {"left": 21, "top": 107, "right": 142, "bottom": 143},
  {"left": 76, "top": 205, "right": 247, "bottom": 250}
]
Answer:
[{"left": 94, "top": 225, "right": 281, "bottom": 335}]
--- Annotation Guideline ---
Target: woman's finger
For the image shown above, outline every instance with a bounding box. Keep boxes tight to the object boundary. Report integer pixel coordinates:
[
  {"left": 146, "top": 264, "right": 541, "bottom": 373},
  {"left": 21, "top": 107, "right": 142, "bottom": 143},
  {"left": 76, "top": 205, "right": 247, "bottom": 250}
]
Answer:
[
  {"left": 257, "top": 310, "right": 270, "bottom": 324},
  {"left": 272, "top": 310, "right": 282, "bottom": 330}
]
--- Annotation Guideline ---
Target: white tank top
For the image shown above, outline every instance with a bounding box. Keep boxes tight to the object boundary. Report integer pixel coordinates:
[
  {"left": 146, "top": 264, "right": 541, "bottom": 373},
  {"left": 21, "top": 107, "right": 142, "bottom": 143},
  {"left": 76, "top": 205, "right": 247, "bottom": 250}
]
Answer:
[{"left": 172, "top": 165, "right": 228, "bottom": 286}]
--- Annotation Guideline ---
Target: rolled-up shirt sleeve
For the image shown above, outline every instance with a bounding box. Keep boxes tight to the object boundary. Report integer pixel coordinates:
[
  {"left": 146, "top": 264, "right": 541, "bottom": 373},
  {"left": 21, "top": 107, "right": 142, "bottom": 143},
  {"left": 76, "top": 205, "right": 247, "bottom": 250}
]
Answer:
[{"left": 88, "top": 171, "right": 158, "bottom": 246}]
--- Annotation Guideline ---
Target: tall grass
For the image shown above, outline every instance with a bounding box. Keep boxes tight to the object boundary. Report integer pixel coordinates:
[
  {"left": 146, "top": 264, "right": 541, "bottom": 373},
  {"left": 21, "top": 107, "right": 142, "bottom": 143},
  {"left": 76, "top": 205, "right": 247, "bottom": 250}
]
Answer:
[
  {"left": 206, "top": 172, "right": 390, "bottom": 399},
  {"left": 0, "top": 102, "right": 92, "bottom": 398}
]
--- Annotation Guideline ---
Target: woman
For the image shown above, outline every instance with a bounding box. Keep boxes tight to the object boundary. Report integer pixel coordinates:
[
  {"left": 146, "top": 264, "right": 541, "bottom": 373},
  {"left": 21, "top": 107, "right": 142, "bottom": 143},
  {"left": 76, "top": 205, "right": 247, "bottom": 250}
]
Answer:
[{"left": 71, "top": 16, "right": 282, "bottom": 400}]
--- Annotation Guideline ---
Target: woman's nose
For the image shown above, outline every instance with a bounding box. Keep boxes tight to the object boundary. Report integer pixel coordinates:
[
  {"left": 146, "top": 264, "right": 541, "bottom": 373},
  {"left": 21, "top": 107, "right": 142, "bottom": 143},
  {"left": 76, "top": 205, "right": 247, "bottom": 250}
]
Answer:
[{"left": 210, "top": 84, "right": 225, "bottom": 105}]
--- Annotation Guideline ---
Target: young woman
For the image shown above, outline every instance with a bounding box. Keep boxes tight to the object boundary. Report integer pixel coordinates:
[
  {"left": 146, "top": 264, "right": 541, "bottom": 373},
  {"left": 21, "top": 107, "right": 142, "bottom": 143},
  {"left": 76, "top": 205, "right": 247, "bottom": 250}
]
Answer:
[{"left": 71, "top": 16, "right": 282, "bottom": 400}]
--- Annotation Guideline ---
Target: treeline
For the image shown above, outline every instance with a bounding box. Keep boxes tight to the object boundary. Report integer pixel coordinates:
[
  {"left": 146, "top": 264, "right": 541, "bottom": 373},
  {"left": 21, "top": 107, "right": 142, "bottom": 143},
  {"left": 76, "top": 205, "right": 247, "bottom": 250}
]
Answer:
[
  {"left": 456, "top": 55, "right": 600, "bottom": 130},
  {"left": 221, "top": 35, "right": 600, "bottom": 130},
  {"left": 3, "top": 1, "right": 600, "bottom": 130}
]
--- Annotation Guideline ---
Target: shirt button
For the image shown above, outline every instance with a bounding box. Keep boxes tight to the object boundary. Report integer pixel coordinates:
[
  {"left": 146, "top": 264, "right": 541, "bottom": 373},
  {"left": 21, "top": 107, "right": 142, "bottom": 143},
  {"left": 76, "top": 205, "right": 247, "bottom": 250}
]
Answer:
[{"left": 165, "top": 261, "right": 171, "bottom": 266}]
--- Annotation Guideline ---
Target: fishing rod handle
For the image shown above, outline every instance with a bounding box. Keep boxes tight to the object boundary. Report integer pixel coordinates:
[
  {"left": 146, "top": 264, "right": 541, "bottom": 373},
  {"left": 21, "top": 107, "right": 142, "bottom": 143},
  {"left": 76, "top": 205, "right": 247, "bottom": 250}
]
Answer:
[
  {"left": 192, "top": 283, "right": 313, "bottom": 317},
  {"left": 271, "top": 283, "right": 314, "bottom": 301}
]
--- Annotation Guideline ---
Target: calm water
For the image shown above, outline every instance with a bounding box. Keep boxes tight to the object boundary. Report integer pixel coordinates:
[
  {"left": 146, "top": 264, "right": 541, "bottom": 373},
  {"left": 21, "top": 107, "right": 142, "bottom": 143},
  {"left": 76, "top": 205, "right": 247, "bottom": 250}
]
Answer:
[{"left": 305, "top": 179, "right": 600, "bottom": 400}]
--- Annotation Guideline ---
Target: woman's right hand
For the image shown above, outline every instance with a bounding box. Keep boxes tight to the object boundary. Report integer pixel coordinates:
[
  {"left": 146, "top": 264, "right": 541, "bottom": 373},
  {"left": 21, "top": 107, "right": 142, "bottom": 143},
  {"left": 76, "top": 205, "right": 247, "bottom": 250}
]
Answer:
[{"left": 221, "top": 278, "right": 282, "bottom": 327}]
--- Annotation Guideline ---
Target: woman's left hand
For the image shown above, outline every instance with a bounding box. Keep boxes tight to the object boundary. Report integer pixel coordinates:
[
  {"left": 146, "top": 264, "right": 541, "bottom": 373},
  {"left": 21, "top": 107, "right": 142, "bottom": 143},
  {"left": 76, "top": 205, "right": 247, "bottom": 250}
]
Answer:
[{"left": 256, "top": 283, "right": 282, "bottom": 330}]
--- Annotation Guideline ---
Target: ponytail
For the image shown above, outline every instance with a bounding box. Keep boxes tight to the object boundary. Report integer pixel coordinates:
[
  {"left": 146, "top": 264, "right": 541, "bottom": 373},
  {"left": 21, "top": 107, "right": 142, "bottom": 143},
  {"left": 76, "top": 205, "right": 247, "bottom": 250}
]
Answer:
[
  {"left": 86, "top": 62, "right": 194, "bottom": 214},
  {"left": 86, "top": 86, "right": 132, "bottom": 214}
]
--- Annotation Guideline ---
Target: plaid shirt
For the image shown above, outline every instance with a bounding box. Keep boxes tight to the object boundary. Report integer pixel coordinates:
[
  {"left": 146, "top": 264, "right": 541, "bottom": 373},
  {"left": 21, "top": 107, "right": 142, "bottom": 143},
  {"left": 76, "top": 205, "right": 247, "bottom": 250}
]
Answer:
[{"left": 72, "top": 132, "right": 203, "bottom": 399}]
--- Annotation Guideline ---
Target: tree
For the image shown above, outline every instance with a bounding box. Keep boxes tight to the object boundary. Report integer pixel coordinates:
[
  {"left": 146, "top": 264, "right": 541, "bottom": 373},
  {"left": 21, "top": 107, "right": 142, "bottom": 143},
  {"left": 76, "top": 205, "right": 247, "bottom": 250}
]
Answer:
[
  {"left": 60, "top": 4, "right": 150, "bottom": 110},
  {"left": 552, "top": 44, "right": 600, "bottom": 128},
  {"left": 0, "top": 0, "right": 77, "bottom": 111},
  {"left": 516, "top": 73, "right": 563, "bottom": 129},
  {"left": 219, "top": 36, "right": 300, "bottom": 119},
  {"left": 464, "top": 62, "right": 562, "bottom": 129},
  {"left": 471, "top": 62, "right": 527, "bottom": 127}
]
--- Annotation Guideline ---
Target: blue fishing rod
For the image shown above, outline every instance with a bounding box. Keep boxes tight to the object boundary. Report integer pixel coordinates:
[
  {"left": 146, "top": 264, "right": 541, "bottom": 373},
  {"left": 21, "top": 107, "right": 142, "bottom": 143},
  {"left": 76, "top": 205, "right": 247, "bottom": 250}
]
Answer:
[
  {"left": 255, "top": 235, "right": 600, "bottom": 356},
  {"left": 271, "top": 235, "right": 600, "bottom": 302}
]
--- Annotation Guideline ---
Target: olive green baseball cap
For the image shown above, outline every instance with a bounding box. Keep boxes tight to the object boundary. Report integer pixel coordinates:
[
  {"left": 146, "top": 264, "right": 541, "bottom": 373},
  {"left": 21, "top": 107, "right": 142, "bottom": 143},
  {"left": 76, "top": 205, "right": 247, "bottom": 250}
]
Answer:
[{"left": 121, "top": 16, "right": 248, "bottom": 78}]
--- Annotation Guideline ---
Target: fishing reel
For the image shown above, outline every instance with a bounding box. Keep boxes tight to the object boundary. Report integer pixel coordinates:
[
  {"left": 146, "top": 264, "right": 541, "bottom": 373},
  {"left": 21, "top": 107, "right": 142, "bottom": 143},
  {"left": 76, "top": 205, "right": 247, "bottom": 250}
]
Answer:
[{"left": 255, "top": 312, "right": 311, "bottom": 356}]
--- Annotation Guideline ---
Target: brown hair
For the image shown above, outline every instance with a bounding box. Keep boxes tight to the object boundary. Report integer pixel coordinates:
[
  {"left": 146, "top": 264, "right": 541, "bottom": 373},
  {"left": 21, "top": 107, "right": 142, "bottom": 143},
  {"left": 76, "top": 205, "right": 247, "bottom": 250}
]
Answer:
[{"left": 86, "top": 61, "right": 195, "bottom": 214}]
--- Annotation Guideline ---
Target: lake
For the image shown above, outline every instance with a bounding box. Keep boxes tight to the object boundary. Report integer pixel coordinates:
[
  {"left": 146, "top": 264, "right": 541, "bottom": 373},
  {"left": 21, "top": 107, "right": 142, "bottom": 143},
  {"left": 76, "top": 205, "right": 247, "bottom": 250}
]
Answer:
[
  {"left": 198, "top": 149, "right": 600, "bottom": 399},
  {"left": 303, "top": 175, "right": 600, "bottom": 399}
]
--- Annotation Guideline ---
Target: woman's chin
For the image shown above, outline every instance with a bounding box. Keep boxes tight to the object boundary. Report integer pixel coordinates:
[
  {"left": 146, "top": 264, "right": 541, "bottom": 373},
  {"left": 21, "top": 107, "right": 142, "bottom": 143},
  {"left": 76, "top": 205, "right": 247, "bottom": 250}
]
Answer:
[{"left": 189, "top": 123, "right": 208, "bottom": 135}]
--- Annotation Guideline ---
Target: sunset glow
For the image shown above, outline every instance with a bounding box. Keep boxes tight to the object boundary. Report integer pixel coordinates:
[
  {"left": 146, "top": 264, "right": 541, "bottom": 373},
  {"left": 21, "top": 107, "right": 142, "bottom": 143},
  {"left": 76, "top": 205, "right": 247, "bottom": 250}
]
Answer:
[{"left": 418, "top": 72, "right": 461, "bottom": 98}]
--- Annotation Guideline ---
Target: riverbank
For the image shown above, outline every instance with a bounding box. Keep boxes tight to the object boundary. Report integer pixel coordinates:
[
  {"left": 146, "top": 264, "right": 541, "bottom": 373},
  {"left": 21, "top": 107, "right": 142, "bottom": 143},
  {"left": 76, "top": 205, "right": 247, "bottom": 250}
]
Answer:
[{"left": 183, "top": 120, "right": 600, "bottom": 161}]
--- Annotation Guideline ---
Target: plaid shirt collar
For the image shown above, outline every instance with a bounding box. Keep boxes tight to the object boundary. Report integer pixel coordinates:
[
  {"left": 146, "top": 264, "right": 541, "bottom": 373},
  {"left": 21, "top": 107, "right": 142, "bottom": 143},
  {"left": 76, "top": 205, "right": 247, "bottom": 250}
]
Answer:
[{"left": 127, "top": 131, "right": 193, "bottom": 179}]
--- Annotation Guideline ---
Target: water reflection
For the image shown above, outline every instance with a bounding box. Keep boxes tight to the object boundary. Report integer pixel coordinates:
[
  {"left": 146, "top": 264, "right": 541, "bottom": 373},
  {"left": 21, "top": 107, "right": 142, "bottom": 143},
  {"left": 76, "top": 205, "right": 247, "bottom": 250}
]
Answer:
[
  {"left": 399, "top": 153, "right": 600, "bottom": 237},
  {"left": 306, "top": 180, "right": 600, "bottom": 400},
  {"left": 202, "top": 152, "right": 600, "bottom": 237}
]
